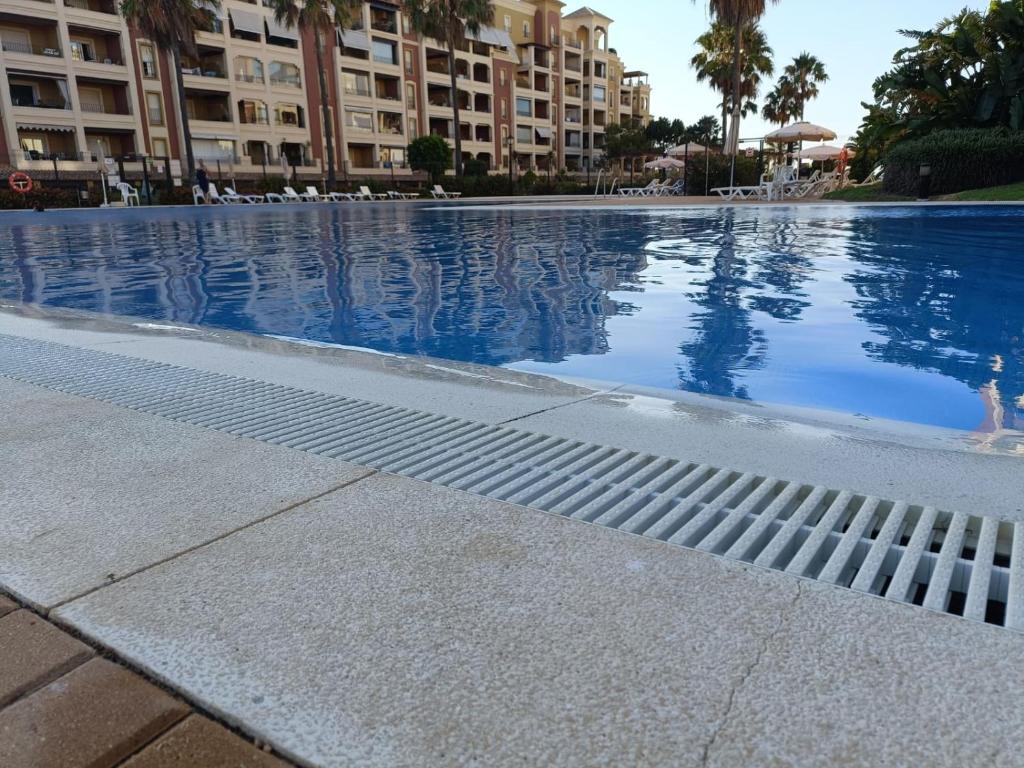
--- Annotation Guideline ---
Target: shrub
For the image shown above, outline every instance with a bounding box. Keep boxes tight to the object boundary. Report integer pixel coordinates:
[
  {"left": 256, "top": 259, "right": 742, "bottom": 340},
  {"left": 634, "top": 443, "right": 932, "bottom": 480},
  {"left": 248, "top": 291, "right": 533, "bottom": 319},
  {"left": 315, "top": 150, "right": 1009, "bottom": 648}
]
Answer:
[
  {"left": 882, "top": 128, "right": 1024, "bottom": 196},
  {"left": 0, "top": 186, "right": 87, "bottom": 210},
  {"left": 684, "top": 154, "right": 759, "bottom": 194},
  {"left": 407, "top": 135, "right": 451, "bottom": 184},
  {"left": 462, "top": 157, "right": 489, "bottom": 177}
]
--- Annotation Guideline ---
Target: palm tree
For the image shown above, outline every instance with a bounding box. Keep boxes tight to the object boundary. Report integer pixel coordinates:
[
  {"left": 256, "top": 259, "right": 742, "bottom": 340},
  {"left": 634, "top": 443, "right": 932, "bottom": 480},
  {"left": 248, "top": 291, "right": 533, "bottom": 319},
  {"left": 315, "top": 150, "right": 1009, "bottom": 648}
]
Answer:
[
  {"left": 761, "top": 76, "right": 797, "bottom": 126},
  {"left": 692, "top": 21, "right": 773, "bottom": 146},
  {"left": 271, "top": 0, "right": 361, "bottom": 189},
  {"left": 120, "top": 0, "right": 216, "bottom": 181},
  {"left": 403, "top": 0, "right": 494, "bottom": 177},
  {"left": 694, "top": 0, "right": 780, "bottom": 155},
  {"left": 784, "top": 52, "right": 828, "bottom": 120}
]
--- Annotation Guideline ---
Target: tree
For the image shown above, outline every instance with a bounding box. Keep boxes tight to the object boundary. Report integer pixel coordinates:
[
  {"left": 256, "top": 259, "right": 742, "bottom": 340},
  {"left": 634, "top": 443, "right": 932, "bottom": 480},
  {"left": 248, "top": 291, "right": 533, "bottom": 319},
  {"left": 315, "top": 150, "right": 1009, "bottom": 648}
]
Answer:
[
  {"left": 693, "top": 0, "right": 780, "bottom": 154},
  {"left": 605, "top": 123, "right": 654, "bottom": 180},
  {"left": 408, "top": 134, "right": 452, "bottom": 183},
  {"left": 761, "top": 76, "right": 797, "bottom": 126},
  {"left": 853, "top": 1, "right": 1024, "bottom": 167},
  {"left": 783, "top": 52, "right": 828, "bottom": 120},
  {"left": 403, "top": 0, "right": 494, "bottom": 177},
  {"left": 686, "top": 115, "right": 722, "bottom": 146},
  {"left": 644, "top": 116, "right": 687, "bottom": 151},
  {"left": 119, "top": 0, "right": 216, "bottom": 181},
  {"left": 271, "top": 0, "right": 361, "bottom": 189},
  {"left": 691, "top": 21, "right": 774, "bottom": 146}
]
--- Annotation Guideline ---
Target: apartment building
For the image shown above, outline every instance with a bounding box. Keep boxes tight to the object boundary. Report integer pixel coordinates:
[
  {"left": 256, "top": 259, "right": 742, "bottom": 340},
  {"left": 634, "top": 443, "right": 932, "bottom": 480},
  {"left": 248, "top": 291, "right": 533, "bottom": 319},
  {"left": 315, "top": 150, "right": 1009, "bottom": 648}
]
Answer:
[{"left": 0, "top": 0, "right": 650, "bottom": 181}]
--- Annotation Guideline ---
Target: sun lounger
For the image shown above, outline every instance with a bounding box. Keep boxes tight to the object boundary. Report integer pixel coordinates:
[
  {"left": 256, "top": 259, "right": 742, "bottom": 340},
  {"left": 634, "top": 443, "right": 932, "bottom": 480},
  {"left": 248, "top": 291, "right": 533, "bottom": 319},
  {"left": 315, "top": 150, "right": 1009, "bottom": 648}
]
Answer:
[
  {"left": 388, "top": 190, "right": 419, "bottom": 200},
  {"left": 206, "top": 183, "right": 233, "bottom": 204},
  {"left": 265, "top": 192, "right": 286, "bottom": 203},
  {"left": 618, "top": 180, "right": 659, "bottom": 197},
  {"left": 358, "top": 185, "right": 388, "bottom": 201},
  {"left": 324, "top": 191, "right": 360, "bottom": 201},
  {"left": 430, "top": 185, "right": 461, "bottom": 199},
  {"left": 302, "top": 186, "right": 330, "bottom": 202},
  {"left": 224, "top": 186, "right": 264, "bottom": 203}
]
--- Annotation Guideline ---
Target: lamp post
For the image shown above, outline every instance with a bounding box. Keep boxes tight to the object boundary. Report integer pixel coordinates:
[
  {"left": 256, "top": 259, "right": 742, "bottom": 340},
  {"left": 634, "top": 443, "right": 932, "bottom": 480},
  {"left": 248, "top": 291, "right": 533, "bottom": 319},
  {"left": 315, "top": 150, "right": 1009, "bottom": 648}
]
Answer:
[{"left": 505, "top": 135, "right": 514, "bottom": 193}]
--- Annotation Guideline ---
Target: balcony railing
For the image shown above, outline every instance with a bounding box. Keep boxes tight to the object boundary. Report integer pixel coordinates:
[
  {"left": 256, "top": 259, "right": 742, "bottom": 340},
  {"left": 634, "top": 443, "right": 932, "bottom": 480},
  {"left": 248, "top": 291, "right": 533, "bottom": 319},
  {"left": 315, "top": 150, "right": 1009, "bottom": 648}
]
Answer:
[
  {"left": 182, "top": 66, "right": 227, "bottom": 78},
  {"left": 81, "top": 101, "right": 131, "bottom": 115},
  {"left": 11, "top": 97, "right": 69, "bottom": 110},
  {"left": 64, "top": 0, "right": 117, "bottom": 12},
  {"left": 2, "top": 40, "right": 62, "bottom": 57},
  {"left": 236, "top": 73, "right": 265, "bottom": 83},
  {"left": 270, "top": 75, "right": 301, "bottom": 88},
  {"left": 11, "top": 148, "right": 87, "bottom": 162}
]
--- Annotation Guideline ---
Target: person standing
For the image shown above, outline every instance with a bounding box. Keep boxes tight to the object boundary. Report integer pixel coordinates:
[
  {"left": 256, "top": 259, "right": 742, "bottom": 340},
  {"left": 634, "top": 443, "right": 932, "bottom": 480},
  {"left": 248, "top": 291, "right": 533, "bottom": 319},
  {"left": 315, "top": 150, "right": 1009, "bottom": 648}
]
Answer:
[{"left": 195, "top": 162, "right": 210, "bottom": 203}]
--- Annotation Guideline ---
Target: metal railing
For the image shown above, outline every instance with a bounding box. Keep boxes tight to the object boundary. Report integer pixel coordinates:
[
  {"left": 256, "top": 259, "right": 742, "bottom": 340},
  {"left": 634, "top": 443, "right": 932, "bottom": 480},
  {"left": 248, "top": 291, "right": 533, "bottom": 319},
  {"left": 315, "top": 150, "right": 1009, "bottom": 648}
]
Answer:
[
  {"left": 182, "top": 67, "right": 227, "bottom": 78},
  {"left": 81, "top": 101, "right": 132, "bottom": 115},
  {"left": 11, "top": 97, "right": 70, "bottom": 110},
  {"left": 270, "top": 75, "right": 301, "bottom": 87},
  {"left": 235, "top": 73, "right": 264, "bottom": 83},
  {"left": 2, "top": 40, "right": 62, "bottom": 57}
]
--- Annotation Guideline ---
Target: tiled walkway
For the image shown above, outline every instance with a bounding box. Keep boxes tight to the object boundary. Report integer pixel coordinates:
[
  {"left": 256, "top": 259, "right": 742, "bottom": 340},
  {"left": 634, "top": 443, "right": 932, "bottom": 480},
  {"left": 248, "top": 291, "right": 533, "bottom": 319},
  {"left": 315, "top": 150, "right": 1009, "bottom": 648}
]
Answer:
[{"left": 0, "top": 595, "right": 289, "bottom": 768}]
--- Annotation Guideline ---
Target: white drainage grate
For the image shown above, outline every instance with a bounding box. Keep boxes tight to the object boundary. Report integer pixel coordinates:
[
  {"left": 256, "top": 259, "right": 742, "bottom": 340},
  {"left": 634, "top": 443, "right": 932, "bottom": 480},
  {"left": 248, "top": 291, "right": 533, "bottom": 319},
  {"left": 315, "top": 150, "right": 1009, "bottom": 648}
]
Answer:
[{"left": 0, "top": 334, "right": 1019, "bottom": 631}]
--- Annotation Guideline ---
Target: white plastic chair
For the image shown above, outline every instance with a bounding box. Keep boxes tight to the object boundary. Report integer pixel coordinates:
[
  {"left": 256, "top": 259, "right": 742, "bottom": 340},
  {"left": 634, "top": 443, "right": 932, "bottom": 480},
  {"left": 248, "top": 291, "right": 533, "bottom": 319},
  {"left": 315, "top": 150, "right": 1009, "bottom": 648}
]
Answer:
[
  {"left": 117, "top": 182, "right": 140, "bottom": 206},
  {"left": 191, "top": 185, "right": 206, "bottom": 205}
]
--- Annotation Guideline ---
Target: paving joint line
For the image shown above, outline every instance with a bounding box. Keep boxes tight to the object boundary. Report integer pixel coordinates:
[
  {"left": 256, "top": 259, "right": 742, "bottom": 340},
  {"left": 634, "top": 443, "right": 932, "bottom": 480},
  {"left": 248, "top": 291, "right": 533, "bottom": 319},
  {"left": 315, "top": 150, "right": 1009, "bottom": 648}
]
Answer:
[
  {"left": 48, "top": 471, "right": 379, "bottom": 613},
  {"left": 497, "top": 383, "right": 626, "bottom": 425}
]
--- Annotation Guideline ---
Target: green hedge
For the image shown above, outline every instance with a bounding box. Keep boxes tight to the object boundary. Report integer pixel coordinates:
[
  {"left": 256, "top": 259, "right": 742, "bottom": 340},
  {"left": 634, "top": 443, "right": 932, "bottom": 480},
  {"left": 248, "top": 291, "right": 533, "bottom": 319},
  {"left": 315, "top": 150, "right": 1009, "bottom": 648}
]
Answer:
[
  {"left": 882, "top": 128, "right": 1024, "bottom": 196},
  {"left": 684, "top": 155, "right": 760, "bottom": 195}
]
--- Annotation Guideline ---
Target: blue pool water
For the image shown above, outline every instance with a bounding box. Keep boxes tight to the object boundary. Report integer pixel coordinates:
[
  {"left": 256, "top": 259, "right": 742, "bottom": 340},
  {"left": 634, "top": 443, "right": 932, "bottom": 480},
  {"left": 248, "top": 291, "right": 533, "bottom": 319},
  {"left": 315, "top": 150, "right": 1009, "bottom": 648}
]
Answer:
[{"left": 1, "top": 204, "right": 1022, "bottom": 432}]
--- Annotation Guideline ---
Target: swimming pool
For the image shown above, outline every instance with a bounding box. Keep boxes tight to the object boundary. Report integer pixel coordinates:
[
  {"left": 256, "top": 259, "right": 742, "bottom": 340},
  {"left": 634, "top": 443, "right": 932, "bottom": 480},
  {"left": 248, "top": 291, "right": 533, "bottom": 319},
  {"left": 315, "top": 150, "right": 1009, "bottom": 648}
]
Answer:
[{"left": 1, "top": 203, "right": 1021, "bottom": 432}]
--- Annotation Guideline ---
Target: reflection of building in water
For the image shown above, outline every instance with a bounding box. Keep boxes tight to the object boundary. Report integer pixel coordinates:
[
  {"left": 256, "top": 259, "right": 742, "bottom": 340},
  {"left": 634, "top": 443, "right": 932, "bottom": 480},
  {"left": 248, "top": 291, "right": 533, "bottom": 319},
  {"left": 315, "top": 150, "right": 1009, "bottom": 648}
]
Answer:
[
  {"left": 2, "top": 208, "right": 648, "bottom": 368},
  {"left": 843, "top": 215, "right": 1024, "bottom": 430}
]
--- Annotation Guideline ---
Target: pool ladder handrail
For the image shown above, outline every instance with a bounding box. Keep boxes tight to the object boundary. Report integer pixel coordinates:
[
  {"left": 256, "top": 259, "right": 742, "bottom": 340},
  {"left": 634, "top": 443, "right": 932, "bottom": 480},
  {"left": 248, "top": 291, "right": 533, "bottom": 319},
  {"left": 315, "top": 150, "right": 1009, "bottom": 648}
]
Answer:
[{"left": 593, "top": 171, "right": 619, "bottom": 197}]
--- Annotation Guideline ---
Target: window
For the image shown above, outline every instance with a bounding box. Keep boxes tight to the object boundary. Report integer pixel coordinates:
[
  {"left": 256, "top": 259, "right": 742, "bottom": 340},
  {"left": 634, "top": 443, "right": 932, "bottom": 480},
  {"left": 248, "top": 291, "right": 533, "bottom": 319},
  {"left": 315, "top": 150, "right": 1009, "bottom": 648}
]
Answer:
[
  {"left": 152, "top": 138, "right": 168, "bottom": 157},
  {"left": 408, "top": 117, "right": 418, "bottom": 139},
  {"left": 275, "top": 103, "right": 302, "bottom": 127},
  {"left": 146, "top": 92, "right": 163, "bottom": 125},
  {"left": 522, "top": 21, "right": 529, "bottom": 37},
  {"left": 20, "top": 136, "right": 45, "bottom": 154},
  {"left": 503, "top": 15, "right": 511, "bottom": 31},
  {"left": 239, "top": 99, "right": 268, "bottom": 124},
  {"left": 515, "top": 97, "right": 531, "bottom": 117},
  {"left": 516, "top": 125, "right": 531, "bottom": 144},
  {"left": 499, "top": 69, "right": 507, "bottom": 87},
  {"left": 371, "top": 39, "right": 396, "bottom": 65},
  {"left": 500, "top": 98, "right": 507, "bottom": 118},
  {"left": 269, "top": 61, "right": 300, "bottom": 87},
  {"left": 70, "top": 40, "right": 96, "bottom": 63},
  {"left": 342, "top": 69, "right": 370, "bottom": 96},
  {"left": 402, "top": 13, "right": 411, "bottom": 34},
  {"left": 404, "top": 48, "right": 414, "bottom": 75},
  {"left": 593, "top": 85, "right": 606, "bottom": 102},
  {"left": 235, "top": 56, "right": 264, "bottom": 83},
  {"left": 9, "top": 83, "right": 36, "bottom": 107},
  {"left": 345, "top": 108, "right": 373, "bottom": 130},
  {"left": 140, "top": 44, "right": 157, "bottom": 78},
  {"left": 406, "top": 82, "right": 416, "bottom": 108}
]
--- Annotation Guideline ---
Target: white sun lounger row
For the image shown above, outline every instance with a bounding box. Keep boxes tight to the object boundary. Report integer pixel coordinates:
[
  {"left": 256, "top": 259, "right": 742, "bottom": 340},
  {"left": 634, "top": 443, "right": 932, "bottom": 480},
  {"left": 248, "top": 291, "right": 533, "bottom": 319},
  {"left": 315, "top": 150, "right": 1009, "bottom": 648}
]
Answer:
[{"left": 193, "top": 183, "right": 422, "bottom": 205}]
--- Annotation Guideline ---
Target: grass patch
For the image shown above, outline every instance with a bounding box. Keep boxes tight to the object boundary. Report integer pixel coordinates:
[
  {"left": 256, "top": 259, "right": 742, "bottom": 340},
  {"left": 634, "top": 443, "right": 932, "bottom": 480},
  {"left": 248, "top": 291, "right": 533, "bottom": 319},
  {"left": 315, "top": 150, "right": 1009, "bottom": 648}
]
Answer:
[
  {"left": 822, "top": 184, "right": 912, "bottom": 203},
  {"left": 944, "top": 181, "right": 1024, "bottom": 201}
]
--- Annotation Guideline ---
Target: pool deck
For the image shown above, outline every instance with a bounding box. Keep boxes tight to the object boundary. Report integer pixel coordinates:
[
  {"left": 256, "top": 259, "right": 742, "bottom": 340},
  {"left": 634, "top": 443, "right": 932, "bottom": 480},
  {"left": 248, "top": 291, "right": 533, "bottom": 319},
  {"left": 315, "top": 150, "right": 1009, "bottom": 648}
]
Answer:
[{"left": 3, "top": 306, "right": 1024, "bottom": 767}]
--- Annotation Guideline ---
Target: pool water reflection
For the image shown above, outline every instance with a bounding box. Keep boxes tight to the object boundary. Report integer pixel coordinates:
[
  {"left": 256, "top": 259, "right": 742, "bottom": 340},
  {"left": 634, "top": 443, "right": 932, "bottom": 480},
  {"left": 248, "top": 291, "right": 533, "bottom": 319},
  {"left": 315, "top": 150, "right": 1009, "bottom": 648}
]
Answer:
[{"left": 1, "top": 204, "right": 1021, "bottom": 432}]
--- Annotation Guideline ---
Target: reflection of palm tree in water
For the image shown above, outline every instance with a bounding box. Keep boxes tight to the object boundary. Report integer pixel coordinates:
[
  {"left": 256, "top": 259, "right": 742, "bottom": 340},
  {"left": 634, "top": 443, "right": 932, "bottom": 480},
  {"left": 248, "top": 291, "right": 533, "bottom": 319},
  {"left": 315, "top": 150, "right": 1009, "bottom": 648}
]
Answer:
[
  {"left": 844, "top": 215, "right": 1024, "bottom": 430},
  {"left": 678, "top": 210, "right": 767, "bottom": 400},
  {"left": 747, "top": 217, "right": 814, "bottom": 322}
]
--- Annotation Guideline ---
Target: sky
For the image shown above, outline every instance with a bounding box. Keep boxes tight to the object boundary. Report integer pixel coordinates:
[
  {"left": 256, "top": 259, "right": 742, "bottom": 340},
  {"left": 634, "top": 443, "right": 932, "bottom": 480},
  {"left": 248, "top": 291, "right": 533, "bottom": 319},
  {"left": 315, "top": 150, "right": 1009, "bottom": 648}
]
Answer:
[{"left": 591, "top": 0, "right": 990, "bottom": 146}]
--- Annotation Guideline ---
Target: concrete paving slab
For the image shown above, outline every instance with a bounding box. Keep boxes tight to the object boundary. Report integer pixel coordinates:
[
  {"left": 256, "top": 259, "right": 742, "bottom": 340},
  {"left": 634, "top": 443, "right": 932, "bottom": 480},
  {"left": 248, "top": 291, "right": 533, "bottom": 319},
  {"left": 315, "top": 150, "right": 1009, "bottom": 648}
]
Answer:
[
  {"left": 510, "top": 395, "right": 1024, "bottom": 520},
  {"left": 56, "top": 473, "right": 801, "bottom": 768},
  {"left": 0, "top": 595, "right": 16, "bottom": 618},
  {"left": 705, "top": 581, "right": 1024, "bottom": 768},
  {"left": 122, "top": 715, "right": 289, "bottom": 768},
  {"left": 0, "top": 378, "right": 373, "bottom": 609},
  {"left": 0, "top": 609, "right": 94, "bottom": 707},
  {"left": 0, "top": 657, "right": 188, "bottom": 768}
]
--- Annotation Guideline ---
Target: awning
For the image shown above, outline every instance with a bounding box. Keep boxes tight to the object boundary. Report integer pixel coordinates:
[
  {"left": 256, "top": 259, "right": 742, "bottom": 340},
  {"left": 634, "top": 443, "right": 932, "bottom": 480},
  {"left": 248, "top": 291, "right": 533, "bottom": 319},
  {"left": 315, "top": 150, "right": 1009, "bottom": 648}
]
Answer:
[
  {"left": 265, "top": 16, "right": 299, "bottom": 41},
  {"left": 535, "top": 126, "right": 552, "bottom": 140},
  {"left": 466, "top": 26, "right": 514, "bottom": 49},
  {"left": 17, "top": 124, "right": 74, "bottom": 133},
  {"left": 339, "top": 28, "right": 370, "bottom": 51},
  {"left": 229, "top": 9, "right": 263, "bottom": 36}
]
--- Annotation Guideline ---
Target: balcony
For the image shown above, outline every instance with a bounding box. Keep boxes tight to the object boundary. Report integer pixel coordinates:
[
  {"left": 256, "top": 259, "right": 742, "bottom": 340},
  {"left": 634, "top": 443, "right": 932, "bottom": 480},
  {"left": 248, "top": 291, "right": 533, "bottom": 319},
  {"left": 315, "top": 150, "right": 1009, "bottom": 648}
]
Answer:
[
  {"left": 1, "top": 35, "right": 61, "bottom": 59},
  {"left": 377, "top": 111, "right": 403, "bottom": 135},
  {"left": 238, "top": 99, "right": 269, "bottom": 125},
  {"left": 369, "top": 7, "right": 397, "bottom": 34},
  {"left": 425, "top": 51, "right": 450, "bottom": 76},
  {"left": 186, "top": 91, "right": 232, "bottom": 122},
  {"left": 270, "top": 74, "right": 301, "bottom": 88},
  {"left": 64, "top": 0, "right": 116, "bottom": 11},
  {"left": 374, "top": 75, "right": 400, "bottom": 102},
  {"left": 274, "top": 104, "right": 304, "bottom": 128},
  {"left": 426, "top": 84, "right": 452, "bottom": 109},
  {"left": 77, "top": 79, "right": 133, "bottom": 115},
  {"left": 8, "top": 76, "right": 70, "bottom": 110}
]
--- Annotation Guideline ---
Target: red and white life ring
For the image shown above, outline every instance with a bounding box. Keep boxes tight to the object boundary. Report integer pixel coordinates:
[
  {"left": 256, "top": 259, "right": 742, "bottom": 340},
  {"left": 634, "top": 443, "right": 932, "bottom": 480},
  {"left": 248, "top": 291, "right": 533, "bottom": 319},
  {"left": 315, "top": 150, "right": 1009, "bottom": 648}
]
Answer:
[{"left": 8, "top": 172, "right": 33, "bottom": 194}]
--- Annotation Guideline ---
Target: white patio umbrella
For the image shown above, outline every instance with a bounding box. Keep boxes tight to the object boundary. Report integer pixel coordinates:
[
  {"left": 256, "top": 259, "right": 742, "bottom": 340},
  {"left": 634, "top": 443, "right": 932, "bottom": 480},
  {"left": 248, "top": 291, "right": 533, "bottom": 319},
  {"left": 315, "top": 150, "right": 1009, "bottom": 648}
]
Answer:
[
  {"left": 666, "top": 142, "right": 708, "bottom": 157},
  {"left": 765, "top": 122, "right": 838, "bottom": 168},
  {"left": 644, "top": 156, "right": 686, "bottom": 170},
  {"left": 765, "top": 122, "right": 838, "bottom": 143},
  {"left": 800, "top": 144, "right": 853, "bottom": 162}
]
